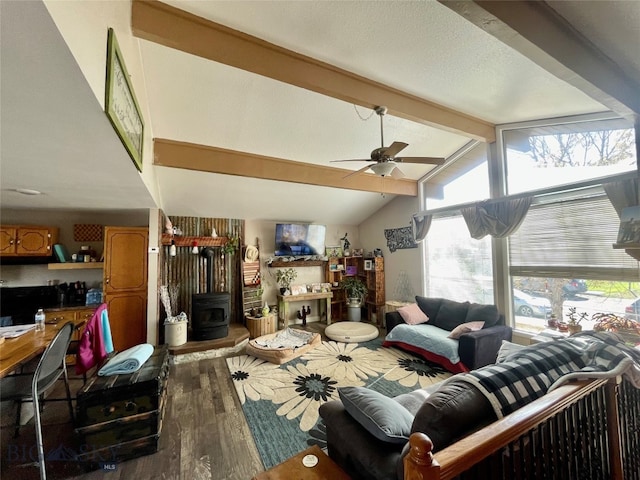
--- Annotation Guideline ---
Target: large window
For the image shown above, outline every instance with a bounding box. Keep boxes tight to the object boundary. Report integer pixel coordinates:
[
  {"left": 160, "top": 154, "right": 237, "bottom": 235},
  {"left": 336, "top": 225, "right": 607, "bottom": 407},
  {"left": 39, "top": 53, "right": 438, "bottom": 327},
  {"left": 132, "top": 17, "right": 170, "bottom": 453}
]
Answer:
[
  {"left": 503, "top": 116, "right": 638, "bottom": 334},
  {"left": 425, "top": 144, "right": 493, "bottom": 303},
  {"left": 509, "top": 193, "right": 640, "bottom": 333},
  {"left": 426, "top": 215, "right": 492, "bottom": 303},
  {"left": 419, "top": 113, "right": 638, "bottom": 336},
  {"left": 504, "top": 117, "right": 636, "bottom": 195}
]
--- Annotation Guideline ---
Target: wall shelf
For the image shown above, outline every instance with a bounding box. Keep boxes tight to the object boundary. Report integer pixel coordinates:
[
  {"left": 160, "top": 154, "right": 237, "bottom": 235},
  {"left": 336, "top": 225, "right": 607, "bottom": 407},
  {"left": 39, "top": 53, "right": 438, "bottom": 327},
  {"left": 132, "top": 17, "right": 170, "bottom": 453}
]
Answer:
[
  {"left": 48, "top": 262, "right": 104, "bottom": 270},
  {"left": 161, "top": 234, "right": 228, "bottom": 247},
  {"left": 268, "top": 260, "right": 327, "bottom": 268}
]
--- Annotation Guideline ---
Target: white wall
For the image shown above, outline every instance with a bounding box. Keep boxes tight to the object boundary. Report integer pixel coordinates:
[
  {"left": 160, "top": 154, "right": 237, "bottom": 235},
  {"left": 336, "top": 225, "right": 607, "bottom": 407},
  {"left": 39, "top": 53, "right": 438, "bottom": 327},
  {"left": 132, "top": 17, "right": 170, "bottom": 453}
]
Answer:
[
  {"left": 43, "top": 0, "right": 161, "bottom": 209},
  {"left": 245, "top": 220, "right": 360, "bottom": 321},
  {"left": 358, "top": 195, "right": 422, "bottom": 302}
]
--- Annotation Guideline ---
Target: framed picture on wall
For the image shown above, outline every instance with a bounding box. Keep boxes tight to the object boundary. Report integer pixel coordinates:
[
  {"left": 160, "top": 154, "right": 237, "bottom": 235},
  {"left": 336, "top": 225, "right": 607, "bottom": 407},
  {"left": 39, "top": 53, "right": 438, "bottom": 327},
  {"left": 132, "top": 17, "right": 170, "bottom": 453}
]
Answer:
[
  {"left": 105, "top": 28, "right": 144, "bottom": 172},
  {"left": 364, "top": 259, "right": 373, "bottom": 271}
]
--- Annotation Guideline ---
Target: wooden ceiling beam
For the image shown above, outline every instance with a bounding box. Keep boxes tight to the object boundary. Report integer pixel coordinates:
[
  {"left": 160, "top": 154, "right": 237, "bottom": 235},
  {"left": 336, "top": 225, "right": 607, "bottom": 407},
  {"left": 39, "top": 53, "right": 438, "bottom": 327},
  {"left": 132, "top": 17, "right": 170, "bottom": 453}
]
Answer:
[
  {"left": 440, "top": 0, "right": 640, "bottom": 120},
  {"left": 131, "top": 0, "right": 495, "bottom": 142},
  {"left": 153, "top": 138, "right": 419, "bottom": 196}
]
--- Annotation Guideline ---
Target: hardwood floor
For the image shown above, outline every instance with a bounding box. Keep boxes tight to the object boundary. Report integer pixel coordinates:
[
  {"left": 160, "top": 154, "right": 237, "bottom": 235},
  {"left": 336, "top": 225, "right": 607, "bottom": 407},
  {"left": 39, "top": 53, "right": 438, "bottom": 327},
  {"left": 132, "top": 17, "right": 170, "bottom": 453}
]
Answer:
[{"left": 0, "top": 321, "right": 349, "bottom": 480}]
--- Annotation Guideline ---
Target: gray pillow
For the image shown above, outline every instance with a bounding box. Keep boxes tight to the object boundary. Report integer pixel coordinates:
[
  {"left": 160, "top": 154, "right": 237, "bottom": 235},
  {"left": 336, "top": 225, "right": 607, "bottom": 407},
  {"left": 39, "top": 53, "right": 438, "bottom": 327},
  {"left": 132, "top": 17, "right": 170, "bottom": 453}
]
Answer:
[
  {"left": 430, "top": 299, "right": 470, "bottom": 331},
  {"left": 338, "top": 386, "right": 414, "bottom": 444},
  {"left": 496, "top": 340, "right": 526, "bottom": 363},
  {"left": 415, "top": 296, "right": 443, "bottom": 321},
  {"left": 465, "top": 303, "right": 500, "bottom": 327}
]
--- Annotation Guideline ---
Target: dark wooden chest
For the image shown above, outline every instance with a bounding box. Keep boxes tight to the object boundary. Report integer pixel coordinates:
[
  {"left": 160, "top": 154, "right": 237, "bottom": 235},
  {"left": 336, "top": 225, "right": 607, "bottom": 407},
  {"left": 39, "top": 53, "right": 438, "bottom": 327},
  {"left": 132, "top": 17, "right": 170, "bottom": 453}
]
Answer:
[{"left": 75, "top": 344, "right": 169, "bottom": 468}]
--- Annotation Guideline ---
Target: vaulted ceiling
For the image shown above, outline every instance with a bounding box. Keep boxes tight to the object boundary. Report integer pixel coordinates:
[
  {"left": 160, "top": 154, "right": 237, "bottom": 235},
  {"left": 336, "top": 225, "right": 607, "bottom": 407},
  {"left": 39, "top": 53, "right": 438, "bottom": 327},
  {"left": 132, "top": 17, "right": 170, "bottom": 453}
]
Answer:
[{"left": 1, "top": 1, "right": 638, "bottom": 224}]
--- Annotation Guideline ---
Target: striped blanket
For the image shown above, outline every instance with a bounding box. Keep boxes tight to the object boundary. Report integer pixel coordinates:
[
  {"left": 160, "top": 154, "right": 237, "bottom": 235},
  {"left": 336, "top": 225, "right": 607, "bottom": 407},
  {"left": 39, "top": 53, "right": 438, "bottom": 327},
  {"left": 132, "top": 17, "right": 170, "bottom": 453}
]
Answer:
[{"left": 455, "top": 331, "right": 640, "bottom": 418}]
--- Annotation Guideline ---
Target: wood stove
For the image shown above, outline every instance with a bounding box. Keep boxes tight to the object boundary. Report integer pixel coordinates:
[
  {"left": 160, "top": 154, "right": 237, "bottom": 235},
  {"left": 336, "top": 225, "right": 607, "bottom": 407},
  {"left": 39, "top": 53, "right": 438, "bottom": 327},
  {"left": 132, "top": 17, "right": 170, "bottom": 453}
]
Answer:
[{"left": 191, "top": 292, "right": 230, "bottom": 341}]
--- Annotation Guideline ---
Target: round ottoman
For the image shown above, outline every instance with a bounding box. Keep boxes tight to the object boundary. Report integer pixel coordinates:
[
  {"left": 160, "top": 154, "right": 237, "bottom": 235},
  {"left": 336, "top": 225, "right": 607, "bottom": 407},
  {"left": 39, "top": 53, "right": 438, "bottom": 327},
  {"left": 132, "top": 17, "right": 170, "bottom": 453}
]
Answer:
[{"left": 325, "top": 322, "right": 379, "bottom": 343}]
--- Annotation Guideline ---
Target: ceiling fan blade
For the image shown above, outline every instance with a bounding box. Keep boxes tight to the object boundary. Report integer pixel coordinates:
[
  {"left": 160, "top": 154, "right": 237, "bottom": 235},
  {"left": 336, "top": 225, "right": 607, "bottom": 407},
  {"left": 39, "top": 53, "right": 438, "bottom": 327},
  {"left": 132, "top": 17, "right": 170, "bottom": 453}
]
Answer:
[
  {"left": 343, "top": 164, "right": 372, "bottom": 179},
  {"left": 331, "top": 159, "right": 373, "bottom": 163},
  {"left": 390, "top": 166, "right": 406, "bottom": 179},
  {"left": 395, "top": 156, "right": 445, "bottom": 165},
  {"left": 382, "top": 141, "right": 408, "bottom": 158}
]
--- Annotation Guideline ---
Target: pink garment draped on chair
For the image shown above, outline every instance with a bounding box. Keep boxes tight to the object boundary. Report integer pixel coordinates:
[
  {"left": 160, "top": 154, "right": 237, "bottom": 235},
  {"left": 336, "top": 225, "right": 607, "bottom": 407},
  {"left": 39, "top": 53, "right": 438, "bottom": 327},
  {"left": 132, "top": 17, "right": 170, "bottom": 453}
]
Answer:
[{"left": 76, "top": 303, "right": 111, "bottom": 375}]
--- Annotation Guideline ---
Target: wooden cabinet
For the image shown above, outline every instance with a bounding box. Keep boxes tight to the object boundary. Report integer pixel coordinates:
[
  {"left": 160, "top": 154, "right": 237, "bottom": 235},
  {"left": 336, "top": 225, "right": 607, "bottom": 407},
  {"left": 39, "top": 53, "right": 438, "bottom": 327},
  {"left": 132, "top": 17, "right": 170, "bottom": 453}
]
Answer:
[
  {"left": 0, "top": 225, "right": 58, "bottom": 256},
  {"left": 104, "top": 227, "right": 148, "bottom": 351},
  {"left": 42, "top": 307, "right": 97, "bottom": 369},
  {"left": 326, "top": 256, "right": 385, "bottom": 323},
  {"left": 363, "top": 257, "right": 385, "bottom": 324}
]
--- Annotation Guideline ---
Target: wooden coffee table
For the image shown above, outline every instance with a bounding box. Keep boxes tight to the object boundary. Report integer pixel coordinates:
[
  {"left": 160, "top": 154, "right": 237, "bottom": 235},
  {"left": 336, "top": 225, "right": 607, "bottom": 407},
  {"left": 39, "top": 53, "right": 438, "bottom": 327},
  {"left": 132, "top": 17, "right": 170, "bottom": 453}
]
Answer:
[{"left": 252, "top": 445, "right": 351, "bottom": 480}]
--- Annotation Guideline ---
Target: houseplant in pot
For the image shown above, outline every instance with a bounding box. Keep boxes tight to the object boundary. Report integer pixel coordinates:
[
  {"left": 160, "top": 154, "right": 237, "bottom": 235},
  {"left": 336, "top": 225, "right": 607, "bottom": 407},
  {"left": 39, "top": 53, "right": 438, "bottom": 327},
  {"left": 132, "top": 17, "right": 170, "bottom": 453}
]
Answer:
[
  {"left": 275, "top": 268, "right": 297, "bottom": 295},
  {"left": 340, "top": 276, "right": 367, "bottom": 321},
  {"left": 565, "top": 306, "right": 587, "bottom": 335}
]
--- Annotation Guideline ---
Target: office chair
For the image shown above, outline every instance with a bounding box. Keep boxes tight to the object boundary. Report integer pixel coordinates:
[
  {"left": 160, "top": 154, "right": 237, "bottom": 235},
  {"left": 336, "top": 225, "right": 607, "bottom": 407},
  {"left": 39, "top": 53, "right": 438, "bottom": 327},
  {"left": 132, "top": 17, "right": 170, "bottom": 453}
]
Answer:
[{"left": 0, "top": 321, "right": 75, "bottom": 480}]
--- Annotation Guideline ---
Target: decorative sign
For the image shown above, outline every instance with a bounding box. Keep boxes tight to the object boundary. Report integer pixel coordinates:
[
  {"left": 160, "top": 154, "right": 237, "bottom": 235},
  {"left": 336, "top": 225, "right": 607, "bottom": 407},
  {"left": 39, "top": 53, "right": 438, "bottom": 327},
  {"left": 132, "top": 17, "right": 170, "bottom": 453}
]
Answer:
[
  {"left": 384, "top": 226, "right": 418, "bottom": 253},
  {"left": 105, "top": 28, "right": 144, "bottom": 172}
]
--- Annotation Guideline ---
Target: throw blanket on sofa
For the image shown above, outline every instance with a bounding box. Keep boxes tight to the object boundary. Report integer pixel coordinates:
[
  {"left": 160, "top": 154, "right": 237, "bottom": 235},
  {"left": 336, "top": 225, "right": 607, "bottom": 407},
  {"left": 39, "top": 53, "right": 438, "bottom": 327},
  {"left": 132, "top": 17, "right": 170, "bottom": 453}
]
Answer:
[{"left": 455, "top": 331, "right": 640, "bottom": 418}]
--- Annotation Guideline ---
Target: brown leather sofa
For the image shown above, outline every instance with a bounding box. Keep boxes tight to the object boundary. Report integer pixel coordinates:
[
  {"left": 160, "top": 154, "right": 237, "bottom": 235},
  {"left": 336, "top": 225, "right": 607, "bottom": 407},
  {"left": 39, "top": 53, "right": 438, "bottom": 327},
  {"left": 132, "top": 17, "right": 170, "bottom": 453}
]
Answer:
[{"left": 319, "top": 377, "right": 497, "bottom": 480}]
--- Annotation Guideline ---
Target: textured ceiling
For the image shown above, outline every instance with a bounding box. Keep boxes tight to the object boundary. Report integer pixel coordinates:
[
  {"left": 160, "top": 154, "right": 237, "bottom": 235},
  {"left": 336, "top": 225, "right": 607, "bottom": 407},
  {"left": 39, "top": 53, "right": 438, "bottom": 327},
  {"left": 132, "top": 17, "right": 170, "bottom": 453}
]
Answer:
[{"left": 1, "top": 0, "right": 637, "bottom": 225}]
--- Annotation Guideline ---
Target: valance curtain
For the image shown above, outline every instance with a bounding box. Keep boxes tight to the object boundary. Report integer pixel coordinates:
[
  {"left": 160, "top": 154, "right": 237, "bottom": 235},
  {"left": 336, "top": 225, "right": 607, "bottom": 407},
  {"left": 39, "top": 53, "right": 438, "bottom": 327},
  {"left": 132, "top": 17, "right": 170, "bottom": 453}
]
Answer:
[
  {"left": 461, "top": 197, "right": 532, "bottom": 240},
  {"left": 412, "top": 214, "right": 432, "bottom": 242},
  {"left": 603, "top": 177, "right": 640, "bottom": 217}
]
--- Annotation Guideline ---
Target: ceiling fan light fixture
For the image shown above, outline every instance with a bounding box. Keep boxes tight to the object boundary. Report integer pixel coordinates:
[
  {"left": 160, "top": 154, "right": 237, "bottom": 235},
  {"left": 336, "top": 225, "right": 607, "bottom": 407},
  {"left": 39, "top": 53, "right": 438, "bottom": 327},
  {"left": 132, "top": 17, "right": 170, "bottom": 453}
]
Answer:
[{"left": 370, "top": 162, "right": 396, "bottom": 177}]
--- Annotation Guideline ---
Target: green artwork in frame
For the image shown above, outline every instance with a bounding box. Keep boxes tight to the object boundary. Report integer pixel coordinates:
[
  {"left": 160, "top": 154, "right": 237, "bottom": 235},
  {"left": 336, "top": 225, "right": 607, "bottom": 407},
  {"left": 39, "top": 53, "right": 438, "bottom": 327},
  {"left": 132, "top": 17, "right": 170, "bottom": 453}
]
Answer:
[{"left": 105, "top": 28, "right": 144, "bottom": 172}]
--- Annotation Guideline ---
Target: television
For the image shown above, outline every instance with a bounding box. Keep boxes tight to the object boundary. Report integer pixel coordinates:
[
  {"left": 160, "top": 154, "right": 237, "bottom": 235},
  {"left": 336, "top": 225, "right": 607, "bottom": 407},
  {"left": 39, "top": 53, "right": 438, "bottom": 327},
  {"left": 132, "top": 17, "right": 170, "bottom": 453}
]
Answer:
[{"left": 275, "top": 223, "right": 326, "bottom": 256}]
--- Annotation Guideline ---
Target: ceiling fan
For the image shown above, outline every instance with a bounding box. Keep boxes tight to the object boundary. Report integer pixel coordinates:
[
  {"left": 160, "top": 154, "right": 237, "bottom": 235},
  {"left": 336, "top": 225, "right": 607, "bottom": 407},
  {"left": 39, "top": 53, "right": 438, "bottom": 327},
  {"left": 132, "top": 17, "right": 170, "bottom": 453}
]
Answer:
[
  {"left": 332, "top": 106, "right": 445, "bottom": 178},
  {"left": 332, "top": 107, "right": 444, "bottom": 178}
]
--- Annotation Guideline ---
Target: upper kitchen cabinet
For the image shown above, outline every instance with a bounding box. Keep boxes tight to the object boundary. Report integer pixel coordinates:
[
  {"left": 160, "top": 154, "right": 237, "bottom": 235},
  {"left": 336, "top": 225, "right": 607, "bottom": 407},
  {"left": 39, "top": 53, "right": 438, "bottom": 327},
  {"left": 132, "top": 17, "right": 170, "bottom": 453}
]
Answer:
[
  {"left": 104, "top": 227, "right": 148, "bottom": 294},
  {"left": 0, "top": 225, "right": 58, "bottom": 256}
]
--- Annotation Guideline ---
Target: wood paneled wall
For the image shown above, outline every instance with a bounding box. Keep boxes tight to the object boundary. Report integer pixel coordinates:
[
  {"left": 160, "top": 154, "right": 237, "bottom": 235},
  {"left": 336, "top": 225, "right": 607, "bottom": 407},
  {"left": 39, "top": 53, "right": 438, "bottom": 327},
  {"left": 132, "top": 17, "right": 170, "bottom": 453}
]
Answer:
[{"left": 159, "top": 215, "right": 244, "bottom": 336}]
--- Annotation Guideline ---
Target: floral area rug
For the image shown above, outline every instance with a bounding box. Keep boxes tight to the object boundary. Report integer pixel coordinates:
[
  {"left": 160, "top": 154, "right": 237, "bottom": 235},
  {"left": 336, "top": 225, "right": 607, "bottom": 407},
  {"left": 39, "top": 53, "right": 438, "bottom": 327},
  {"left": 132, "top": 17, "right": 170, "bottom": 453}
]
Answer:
[{"left": 225, "top": 337, "right": 451, "bottom": 469}]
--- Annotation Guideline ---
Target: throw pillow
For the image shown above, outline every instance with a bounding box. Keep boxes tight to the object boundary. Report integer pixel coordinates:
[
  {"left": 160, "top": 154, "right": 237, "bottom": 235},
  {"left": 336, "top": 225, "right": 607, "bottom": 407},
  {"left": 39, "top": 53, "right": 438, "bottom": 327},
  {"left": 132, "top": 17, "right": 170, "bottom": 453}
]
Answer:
[
  {"left": 447, "top": 321, "right": 485, "bottom": 339},
  {"left": 415, "top": 296, "right": 443, "bottom": 321},
  {"left": 338, "top": 386, "right": 414, "bottom": 444},
  {"left": 496, "top": 340, "right": 527, "bottom": 363},
  {"left": 465, "top": 303, "right": 500, "bottom": 327},
  {"left": 398, "top": 303, "right": 429, "bottom": 325},
  {"left": 430, "top": 299, "right": 470, "bottom": 331}
]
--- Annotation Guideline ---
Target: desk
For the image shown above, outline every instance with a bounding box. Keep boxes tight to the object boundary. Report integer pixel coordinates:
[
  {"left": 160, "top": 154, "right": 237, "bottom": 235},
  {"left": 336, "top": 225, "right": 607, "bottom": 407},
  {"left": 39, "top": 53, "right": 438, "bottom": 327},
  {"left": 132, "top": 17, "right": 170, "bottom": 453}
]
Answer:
[
  {"left": 277, "top": 292, "right": 333, "bottom": 327},
  {"left": 0, "top": 318, "right": 86, "bottom": 378}
]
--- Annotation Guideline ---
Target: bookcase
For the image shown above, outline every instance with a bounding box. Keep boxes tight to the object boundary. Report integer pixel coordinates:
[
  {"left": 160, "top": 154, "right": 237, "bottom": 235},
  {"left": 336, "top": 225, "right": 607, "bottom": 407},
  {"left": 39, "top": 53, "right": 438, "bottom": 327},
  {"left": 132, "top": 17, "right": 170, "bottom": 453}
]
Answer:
[{"left": 326, "top": 256, "right": 384, "bottom": 323}]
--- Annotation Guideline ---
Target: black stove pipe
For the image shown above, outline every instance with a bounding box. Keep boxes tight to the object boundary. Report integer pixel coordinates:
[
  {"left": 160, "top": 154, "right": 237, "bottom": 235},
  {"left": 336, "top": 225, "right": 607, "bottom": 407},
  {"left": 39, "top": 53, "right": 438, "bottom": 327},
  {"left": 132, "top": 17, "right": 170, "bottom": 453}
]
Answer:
[{"left": 200, "top": 247, "right": 216, "bottom": 292}]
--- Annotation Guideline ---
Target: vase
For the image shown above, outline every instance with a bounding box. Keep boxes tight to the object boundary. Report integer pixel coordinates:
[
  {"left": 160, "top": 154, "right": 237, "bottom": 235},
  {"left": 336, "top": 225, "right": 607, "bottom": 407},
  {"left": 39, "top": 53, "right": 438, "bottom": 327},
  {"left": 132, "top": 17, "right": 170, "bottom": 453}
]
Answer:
[
  {"left": 557, "top": 322, "right": 569, "bottom": 332},
  {"left": 568, "top": 324, "right": 582, "bottom": 335}
]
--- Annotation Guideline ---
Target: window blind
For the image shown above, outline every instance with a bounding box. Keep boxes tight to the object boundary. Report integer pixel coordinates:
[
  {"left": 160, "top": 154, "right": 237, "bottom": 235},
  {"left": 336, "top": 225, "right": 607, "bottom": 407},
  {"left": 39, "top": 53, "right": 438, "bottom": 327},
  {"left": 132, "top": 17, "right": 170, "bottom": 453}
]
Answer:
[{"left": 509, "top": 195, "right": 639, "bottom": 281}]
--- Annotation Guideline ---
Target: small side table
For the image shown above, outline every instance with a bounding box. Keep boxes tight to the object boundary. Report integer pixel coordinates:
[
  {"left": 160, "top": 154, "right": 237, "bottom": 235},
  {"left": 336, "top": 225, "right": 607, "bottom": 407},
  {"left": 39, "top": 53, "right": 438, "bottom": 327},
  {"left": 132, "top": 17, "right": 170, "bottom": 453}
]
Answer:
[
  {"left": 246, "top": 314, "right": 277, "bottom": 339},
  {"left": 252, "top": 445, "right": 351, "bottom": 480},
  {"left": 277, "top": 292, "right": 333, "bottom": 328}
]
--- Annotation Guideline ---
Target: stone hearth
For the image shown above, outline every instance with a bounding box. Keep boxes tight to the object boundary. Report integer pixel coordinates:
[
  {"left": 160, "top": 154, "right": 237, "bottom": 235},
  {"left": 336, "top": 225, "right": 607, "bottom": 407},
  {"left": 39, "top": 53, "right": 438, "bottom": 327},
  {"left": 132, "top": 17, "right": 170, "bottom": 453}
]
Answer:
[{"left": 169, "top": 323, "right": 249, "bottom": 365}]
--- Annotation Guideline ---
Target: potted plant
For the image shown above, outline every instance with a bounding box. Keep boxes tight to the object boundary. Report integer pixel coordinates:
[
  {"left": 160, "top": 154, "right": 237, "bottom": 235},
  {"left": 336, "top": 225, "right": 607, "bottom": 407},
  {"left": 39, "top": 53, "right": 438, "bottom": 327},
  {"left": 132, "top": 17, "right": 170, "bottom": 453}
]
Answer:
[
  {"left": 340, "top": 276, "right": 367, "bottom": 307},
  {"left": 275, "top": 268, "right": 297, "bottom": 294},
  {"left": 565, "top": 306, "right": 587, "bottom": 335},
  {"left": 592, "top": 312, "right": 640, "bottom": 344}
]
